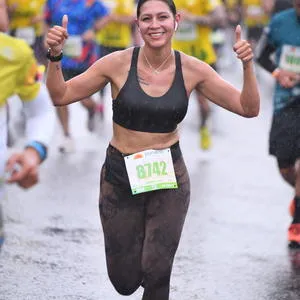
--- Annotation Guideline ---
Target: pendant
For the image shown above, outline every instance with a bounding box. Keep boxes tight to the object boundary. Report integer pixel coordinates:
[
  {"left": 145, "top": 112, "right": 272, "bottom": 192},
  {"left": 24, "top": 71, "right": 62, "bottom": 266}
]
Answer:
[{"left": 154, "top": 70, "right": 160, "bottom": 74}]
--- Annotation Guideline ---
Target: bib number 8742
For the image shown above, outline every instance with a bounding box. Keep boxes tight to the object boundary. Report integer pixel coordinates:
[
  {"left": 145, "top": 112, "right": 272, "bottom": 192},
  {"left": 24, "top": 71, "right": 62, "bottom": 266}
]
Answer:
[{"left": 136, "top": 161, "right": 168, "bottom": 179}]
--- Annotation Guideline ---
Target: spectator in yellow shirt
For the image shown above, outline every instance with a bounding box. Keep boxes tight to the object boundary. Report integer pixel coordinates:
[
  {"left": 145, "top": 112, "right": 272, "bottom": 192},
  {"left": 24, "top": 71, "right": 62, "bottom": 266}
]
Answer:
[
  {"left": 0, "top": 0, "right": 55, "bottom": 251},
  {"left": 6, "top": 0, "right": 47, "bottom": 65}
]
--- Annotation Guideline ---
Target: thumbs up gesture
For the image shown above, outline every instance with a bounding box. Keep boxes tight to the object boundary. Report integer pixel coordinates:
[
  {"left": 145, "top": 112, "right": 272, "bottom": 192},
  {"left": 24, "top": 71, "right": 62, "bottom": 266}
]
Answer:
[
  {"left": 46, "top": 15, "right": 69, "bottom": 56},
  {"left": 233, "top": 25, "right": 253, "bottom": 64}
]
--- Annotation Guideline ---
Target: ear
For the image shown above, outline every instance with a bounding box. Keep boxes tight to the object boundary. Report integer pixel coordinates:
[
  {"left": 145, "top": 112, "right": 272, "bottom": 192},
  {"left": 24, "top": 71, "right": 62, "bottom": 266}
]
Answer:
[{"left": 135, "top": 19, "right": 140, "bottom": 32}]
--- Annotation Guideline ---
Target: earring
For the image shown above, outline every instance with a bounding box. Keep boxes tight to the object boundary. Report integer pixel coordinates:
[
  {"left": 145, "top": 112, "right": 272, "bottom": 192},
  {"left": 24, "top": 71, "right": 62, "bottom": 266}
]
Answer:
[{"left": 174, "top": 22, "right": 178, "bottom": 31}]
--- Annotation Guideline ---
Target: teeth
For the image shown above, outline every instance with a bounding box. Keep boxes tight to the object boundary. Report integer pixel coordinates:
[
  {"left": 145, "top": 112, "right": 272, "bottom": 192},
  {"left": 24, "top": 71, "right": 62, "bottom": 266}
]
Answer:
[{"left": 151, "top": 33, "right": 163, "bottom": 37}]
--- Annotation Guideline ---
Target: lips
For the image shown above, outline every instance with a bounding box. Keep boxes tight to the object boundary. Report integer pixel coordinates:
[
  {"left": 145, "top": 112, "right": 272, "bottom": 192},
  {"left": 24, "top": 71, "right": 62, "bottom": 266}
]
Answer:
[{"left": 149, "top": 32, "right": 164, "bottom": 38}]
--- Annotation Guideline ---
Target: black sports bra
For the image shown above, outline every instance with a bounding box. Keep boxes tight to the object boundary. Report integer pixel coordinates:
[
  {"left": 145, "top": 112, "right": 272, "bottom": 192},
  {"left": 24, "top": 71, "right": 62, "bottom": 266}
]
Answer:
[{"left": 112, "top": 47, "right": 189, "bottom": 133}]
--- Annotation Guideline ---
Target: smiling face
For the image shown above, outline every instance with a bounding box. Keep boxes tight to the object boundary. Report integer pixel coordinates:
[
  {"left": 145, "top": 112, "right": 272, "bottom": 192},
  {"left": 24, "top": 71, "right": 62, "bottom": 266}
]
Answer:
[{"left": 136, "top": 0, "right": 179, "bottom": 49}]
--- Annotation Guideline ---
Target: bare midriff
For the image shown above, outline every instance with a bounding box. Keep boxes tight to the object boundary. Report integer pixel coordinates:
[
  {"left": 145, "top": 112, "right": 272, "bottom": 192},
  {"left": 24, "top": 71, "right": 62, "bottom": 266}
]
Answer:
[{"left": 110, "top": 122, "right": 180, "bottom": 154}]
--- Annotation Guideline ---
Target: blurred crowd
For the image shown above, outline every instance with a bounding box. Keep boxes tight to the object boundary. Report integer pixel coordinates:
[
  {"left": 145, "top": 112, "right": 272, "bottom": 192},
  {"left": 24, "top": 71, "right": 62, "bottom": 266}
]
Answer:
[{"left": 1, "top": 0, "right": 294, "bottom": 152}]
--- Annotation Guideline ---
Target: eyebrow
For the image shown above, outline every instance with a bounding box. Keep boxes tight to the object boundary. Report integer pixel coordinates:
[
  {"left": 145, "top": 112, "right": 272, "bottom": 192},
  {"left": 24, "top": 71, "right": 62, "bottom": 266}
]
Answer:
[{"left": 140, "top": 11, "right": 170, "bottom": 17}]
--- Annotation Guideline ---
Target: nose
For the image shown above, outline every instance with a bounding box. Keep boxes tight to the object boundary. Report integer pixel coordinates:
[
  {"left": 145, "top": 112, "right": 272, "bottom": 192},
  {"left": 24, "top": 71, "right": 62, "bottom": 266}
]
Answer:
[{"left": 149, "top": 17, "right": 160, "bottom": 29}]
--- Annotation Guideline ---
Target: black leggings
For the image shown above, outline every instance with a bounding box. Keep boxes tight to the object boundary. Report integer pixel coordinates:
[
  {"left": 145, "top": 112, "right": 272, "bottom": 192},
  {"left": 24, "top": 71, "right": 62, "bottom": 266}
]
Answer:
[{"left": 99, "top": 142, "right": 190, "bottom": 299}]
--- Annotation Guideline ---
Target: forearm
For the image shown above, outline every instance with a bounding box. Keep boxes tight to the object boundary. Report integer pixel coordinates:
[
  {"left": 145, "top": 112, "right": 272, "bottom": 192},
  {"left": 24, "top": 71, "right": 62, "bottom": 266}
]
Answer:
[
  {"left": 94, "top": 15, "right": 111, "bottom": 31},
  {"left": 256, "top": 49, "right": 277, "bottom": 73},
  {"left": 255, "top": 31, "right": 276, "bottom": 73},
  {"left": 111, "top": 14, "right": 134, "bottom": 24},
  {"left": 193, "top": 7, "right": 227, "bottom": 28},
  {"left": 193, "top": 14, "right": 217, "bottom": 27},
  {"left": 46, "top": 60, "right": 67, "bottom": 105},
  {"left": 30, "top": 14, "right": 44, "bottom": 25},
  {"left": 240, "top": 62, "right": 260, "bottom": 117},
  {"left": 23, "top": 83, "right": 55, "bottom": 147},
  {"left": 119, "top": 15, "right": 135, "bottom": 24},
  {"left": 23, "top": 84, "right": 55, "bottom": 162}
]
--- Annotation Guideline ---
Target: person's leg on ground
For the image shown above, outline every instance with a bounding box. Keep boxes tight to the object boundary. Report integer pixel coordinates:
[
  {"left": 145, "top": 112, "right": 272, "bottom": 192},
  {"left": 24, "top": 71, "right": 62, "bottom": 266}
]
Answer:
[
  {"left": 278, "top": 160, "right": 296, "bottom": 188},
  {"left": 197, "top": 92, "right": 212, "bottom": 150},
  {"left": 287, "top": 159, "right": 300, "bottom": 248},
  {"left": 96, "top": 45, "right": 109, "bottom": 121},
  {"left": 99, "top": 147, "right": 145, "bottom": 295},
  {"left": 271, "top": 101, "right": 300, "bottom": 247},
  {"left": 80, "top": 97, "right": 97, "bottom": 132},
  {"left": 56, "top": 69, "right": 78, "bottom": 153},
  {"left": 56, "top": 106, "right": 74, "bottom": 153},
  {"left": 95, "top": 46, "right": 125, "bottom": 121},
  {"left": 141, "top": 155, "right": 190, "bottom": 300},
  {"left": 277, "top": 159, "right": 296, "bottom": 218}
]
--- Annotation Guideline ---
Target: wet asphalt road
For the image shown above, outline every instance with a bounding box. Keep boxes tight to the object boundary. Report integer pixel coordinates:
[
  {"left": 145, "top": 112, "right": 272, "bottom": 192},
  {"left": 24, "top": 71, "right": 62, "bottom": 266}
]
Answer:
[{"left": 1, "top": 50, "right": 300, "bottom": 300}]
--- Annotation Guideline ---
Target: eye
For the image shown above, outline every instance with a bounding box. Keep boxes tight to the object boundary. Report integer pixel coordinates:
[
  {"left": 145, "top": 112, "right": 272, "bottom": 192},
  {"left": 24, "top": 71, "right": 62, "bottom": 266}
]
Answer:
[{"left": 142, "top": 17, "right": 150, "bottom": 21}]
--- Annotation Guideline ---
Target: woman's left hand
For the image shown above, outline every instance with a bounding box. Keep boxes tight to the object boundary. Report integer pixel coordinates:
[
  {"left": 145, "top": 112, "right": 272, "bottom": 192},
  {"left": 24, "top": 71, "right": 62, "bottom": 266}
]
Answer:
[{"left": 233, "top": 25, "right": 253, "bottom": 64}]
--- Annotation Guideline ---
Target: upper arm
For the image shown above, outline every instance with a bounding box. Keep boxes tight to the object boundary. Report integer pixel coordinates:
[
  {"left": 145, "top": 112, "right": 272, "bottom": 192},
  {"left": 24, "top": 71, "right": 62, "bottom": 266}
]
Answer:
[
  {"left": 195, "top": 63, "right": 245, "bottom": 115},
  {"left": 255, "top": 26, "right": 276, "bottom": 61},
  {"left": 62, "top": 57, "right": 111, "bottom": 104},
  {"left": 23, "top": 83, "right": 55, "bottom": 146},
  {"left": 266, "top": 19, "right": 277, "bottom": 47}
]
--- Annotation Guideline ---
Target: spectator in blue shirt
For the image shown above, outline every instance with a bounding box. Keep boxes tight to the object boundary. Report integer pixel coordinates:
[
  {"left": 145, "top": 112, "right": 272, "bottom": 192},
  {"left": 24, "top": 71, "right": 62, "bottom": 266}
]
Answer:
[{"left": 45, "top": 0, "right": 110, "bottom": 153}]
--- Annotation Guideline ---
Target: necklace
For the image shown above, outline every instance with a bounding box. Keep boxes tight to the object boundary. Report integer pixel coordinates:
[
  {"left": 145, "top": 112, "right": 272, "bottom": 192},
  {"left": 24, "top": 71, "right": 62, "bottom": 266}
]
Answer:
[{"left": 143, "top": 49, "right": 173, "bottom": 74}]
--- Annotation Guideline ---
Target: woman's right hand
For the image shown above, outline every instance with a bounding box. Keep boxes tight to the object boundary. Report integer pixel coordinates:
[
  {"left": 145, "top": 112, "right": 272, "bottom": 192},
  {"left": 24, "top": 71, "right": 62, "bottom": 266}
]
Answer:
[{"left": 46, "top": 14, "right": 69, "bottom": 56}]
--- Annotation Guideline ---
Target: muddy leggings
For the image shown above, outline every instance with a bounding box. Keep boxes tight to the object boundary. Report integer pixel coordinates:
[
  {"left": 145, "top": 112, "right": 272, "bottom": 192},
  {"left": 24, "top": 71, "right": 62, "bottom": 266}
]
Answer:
[{"left": 99, "top": 142, "right": 190, "bottom": 300}]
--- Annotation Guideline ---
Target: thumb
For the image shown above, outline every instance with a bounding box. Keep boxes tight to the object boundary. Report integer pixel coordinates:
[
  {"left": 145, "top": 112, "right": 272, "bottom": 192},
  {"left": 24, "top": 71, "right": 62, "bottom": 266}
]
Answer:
[
  {"left": 62, "top": 14, "right": 68, "bottom": 30},
  {"left": 235, "top": 24, "right": 241, "bottom": 42}
]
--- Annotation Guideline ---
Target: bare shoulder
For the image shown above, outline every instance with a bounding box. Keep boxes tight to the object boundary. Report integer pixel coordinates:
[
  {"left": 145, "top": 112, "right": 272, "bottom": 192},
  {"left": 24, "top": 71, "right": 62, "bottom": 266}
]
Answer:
[
  {"left": 110, "top": 47, "right": 134, "bottom": 63},
  {"left": 93, "top": 47, "right": 134, "bottom": 77},
  {"left": 179, "top": 51, "right": 212, "bottom": 74},
  {"left": 177, "top": 51, "right": 214, "bottom": 91}
]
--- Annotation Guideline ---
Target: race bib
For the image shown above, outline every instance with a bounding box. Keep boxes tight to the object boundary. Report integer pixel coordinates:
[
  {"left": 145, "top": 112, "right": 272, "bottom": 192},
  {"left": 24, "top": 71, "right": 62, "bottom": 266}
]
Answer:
[
  {"left": 174, "top": 21, "right": 197, "bottom": 41},
  {"left": 279, "top": 45, "right": 300, "bottom": 73},
  {"left": 246, "top": 5, "right": 264, "bottom": 17},
  {"left": 64, "top": 35, "right": 82, "bottom": 58},
  {"left": 15, "top": 27, "right": 36, "bottom": 46},
  {"left": 124, "top": 148, "right": 178, "bottom": 195}
]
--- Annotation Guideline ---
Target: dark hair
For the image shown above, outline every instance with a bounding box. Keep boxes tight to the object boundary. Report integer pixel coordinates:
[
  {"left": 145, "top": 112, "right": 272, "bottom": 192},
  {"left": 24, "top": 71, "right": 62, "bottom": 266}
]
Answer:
[{"left": 136, "top": 0, "right": 177, "bottom": 18}]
